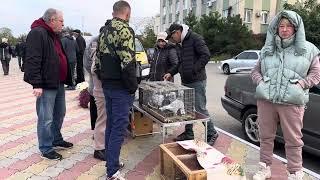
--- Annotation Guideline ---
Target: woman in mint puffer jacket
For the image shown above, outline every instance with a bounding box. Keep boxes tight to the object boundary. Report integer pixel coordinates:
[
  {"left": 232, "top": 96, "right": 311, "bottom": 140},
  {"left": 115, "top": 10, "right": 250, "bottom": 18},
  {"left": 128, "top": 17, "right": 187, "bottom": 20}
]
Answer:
[{"left": 251, "top": 10, "right": 320, "bottom": 180}]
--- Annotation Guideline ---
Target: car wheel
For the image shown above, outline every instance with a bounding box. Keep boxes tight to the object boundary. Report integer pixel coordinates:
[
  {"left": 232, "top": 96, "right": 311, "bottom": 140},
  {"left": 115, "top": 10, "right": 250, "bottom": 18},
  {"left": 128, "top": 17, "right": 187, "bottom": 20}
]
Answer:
[
  {"left": 223, "top": 64, "right": 230, "bottom": 75},
  {"left": 242, "top": 108, "right": 260, "bottom": 145}
]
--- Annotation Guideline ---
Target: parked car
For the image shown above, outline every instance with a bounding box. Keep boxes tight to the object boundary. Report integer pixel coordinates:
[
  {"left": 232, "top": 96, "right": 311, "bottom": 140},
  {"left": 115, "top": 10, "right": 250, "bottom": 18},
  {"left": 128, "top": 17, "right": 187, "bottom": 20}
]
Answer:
[
  {"left": 218, "top": 50, "right": 260, "bottom": 74},
  {"left": 135, "top": 38, "right": 150, "bottom": 79},
  {"left": 221, "top": 73, "right": 320, "bottom": 156}
]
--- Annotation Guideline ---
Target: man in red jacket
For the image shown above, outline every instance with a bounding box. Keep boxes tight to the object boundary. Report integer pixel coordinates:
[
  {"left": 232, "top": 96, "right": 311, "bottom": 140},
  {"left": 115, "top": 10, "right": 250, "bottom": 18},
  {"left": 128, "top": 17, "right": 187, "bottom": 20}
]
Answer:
[{"left": 24, "top": 8, "right": 73, "bottom": 160}]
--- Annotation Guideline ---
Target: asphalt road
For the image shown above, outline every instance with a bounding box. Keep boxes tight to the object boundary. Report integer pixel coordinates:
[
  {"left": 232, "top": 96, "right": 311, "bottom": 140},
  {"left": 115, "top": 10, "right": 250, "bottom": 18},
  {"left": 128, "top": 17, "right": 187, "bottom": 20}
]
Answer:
[{"left": 203, "top": 63, "right": 320, "bottom": 174}]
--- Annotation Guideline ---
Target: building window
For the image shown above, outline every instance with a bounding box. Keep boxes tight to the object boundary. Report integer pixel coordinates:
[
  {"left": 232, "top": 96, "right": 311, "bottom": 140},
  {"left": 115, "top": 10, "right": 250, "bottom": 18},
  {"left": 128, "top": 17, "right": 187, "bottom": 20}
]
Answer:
[
  {"left": 222, "top": 10, "right": 228, "bottom": 18},
  {"left": 261, "top": 11, "right": 269, "bottom": 24},
  {"left": 162, "top": 15, "right": 166, "bottom": 24},
  {"left": 163, "top": 0, "right": 166, "bottom": 7},
  {"left": 176, "top": 0, "right": 180, "bottom": 14},
  {"left": 183, "top": 0, "right": 188, "bottom": 9},
  {"left": 202, "top": 0, "right": 207, "bottom": 4},
  {"left": 169, "top": 13, "right": 173, "bottom": 23},
  {"left": 169, "top": 0, "right": 173, "bottom": 14},
  {"left": 244, "top": 9, "right": 253, "bottom": 23},
  {"left": 191, "top": 0, "right": 197, "bottom": 7}
]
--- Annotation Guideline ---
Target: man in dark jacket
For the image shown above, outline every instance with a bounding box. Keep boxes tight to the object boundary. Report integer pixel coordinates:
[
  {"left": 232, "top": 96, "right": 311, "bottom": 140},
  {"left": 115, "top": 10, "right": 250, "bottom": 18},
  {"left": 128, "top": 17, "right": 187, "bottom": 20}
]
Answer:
[
  {"left": 164, "top": 23, "right": 219, "bottom": 146},
  {"left": 15, "top": 40, "right": 23, "bottom": 71},
  {"left": 149, "top": 31, "right": 179, "bottom": 81},
  {"left": 61, "top": 31, "right": 78, "bottom": 90},
  {"left": 96, "top": 1, "right": 136, "bottom": 179},
  {"left": 0, "top": 38, "right": 12, "bottom": 75},
  {"left": 73, "top": 29, "right": 86, "bottom": 84},
  {"left": 24, "top": 8, "right": 73, "bottom": 160}
]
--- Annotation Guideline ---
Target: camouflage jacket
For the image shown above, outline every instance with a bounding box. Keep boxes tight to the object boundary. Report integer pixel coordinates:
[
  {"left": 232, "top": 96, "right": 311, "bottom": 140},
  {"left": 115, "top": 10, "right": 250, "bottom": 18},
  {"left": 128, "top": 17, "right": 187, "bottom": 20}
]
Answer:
[{"left": 96, "top": 17, "right": 137, "bottom": 94}]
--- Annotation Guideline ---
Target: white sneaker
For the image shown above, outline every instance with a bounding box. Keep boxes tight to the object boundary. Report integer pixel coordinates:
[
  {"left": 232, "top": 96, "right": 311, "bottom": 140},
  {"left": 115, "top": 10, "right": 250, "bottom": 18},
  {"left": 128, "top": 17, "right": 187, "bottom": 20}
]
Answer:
[
  {"left": 253, "top": 162, "right": 271, "bottom": 180},
  {"left": 287, "top": 170, "right": 304, "bottom": 180},
  {"left": 106, "top": 170, "right": 126, "bottom": 180}
]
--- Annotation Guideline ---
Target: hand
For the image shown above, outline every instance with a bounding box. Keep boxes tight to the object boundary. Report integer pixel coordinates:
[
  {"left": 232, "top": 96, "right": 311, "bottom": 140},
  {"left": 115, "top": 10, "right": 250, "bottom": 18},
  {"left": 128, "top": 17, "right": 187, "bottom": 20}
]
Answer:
[
  {"left": 33, "top": 88, "right": 43, "bottom": 97},
  {"left": 163, "top": 73, "right": 172, "bottom": 81}
]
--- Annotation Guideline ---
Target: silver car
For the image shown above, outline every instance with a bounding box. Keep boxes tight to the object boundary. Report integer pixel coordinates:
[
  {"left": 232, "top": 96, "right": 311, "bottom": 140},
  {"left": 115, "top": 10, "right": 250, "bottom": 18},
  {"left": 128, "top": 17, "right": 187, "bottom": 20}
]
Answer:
[{"left": 218, "top": 50, "right": 260, "bottom": 74}]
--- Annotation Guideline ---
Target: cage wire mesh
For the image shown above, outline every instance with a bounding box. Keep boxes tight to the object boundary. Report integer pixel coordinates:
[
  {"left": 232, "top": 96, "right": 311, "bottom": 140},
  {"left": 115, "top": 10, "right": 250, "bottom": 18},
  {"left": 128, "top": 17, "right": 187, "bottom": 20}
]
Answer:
[{"left": 139, "top": 81, "right": 195, "bottom": 123}]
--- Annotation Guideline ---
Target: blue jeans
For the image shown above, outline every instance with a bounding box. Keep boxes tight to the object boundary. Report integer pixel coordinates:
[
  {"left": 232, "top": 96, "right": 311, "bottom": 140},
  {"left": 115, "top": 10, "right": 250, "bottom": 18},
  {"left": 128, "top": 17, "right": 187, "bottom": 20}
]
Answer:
[
  {"left": 183, "top": 80, "right": 217, "bottom": 136},
  {"left": 36, "top": 84, "right": 66, "bottom": 154},
  {"left": 103, "top": 88, "right": 134, "bottom": 177}
]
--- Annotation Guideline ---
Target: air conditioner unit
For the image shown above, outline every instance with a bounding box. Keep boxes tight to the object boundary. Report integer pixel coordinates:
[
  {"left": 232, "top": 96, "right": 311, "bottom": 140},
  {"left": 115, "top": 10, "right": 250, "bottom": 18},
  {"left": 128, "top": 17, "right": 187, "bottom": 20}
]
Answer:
[
  {"left": 207, "top": 1, "right": 213, "bottom": 7},
  {"left": 256, "top": 12, "right": 261, "bottom": 17}
]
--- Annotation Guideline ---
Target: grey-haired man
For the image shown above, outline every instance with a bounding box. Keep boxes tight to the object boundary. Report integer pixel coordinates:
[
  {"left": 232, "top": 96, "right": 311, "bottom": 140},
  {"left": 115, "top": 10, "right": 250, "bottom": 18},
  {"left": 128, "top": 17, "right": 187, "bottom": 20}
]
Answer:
[{"left": 24, "top": 8, "right": 73, "bottom": 160}]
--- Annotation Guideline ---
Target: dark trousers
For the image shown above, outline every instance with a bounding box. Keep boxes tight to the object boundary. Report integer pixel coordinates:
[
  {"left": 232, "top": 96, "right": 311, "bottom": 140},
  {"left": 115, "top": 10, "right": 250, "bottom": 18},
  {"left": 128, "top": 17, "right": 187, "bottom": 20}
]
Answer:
[
  {"left": 90, "top": 95, "right": 98, "bottom": 130},
  {"left": 1, "top": 60, "right": 10, "bottom": 75},
  {"left": 183, "top": 80, "right": 217, "bottom": 137},
  {"left": 69, "top": 62, "right": 76, "bottom": 87},
  {"left": 76, "top": 55, "right": 85, "bottom": 84},
  {"left": 103, "top": 88, "right": 134, "bottom": 177},
  {"left": 18, "top": 56, "right": 22, "bottom": 69}
]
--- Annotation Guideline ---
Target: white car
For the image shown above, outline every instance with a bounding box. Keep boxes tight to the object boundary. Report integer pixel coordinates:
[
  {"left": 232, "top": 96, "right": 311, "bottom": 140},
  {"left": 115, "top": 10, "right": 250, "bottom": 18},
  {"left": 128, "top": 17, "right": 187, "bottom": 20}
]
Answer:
[{"left": 218, "top": 50, "right": 260, "bottom": 74}]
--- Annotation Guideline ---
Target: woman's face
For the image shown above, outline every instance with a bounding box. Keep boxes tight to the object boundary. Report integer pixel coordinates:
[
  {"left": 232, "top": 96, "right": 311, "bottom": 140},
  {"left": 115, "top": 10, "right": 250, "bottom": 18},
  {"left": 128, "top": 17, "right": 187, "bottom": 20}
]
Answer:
[
  {"left": 157, "top": 39, "right": 166, "bottom": 48},
  {"left": 278, "top": 18, "right": 295, "bottom": 39}
]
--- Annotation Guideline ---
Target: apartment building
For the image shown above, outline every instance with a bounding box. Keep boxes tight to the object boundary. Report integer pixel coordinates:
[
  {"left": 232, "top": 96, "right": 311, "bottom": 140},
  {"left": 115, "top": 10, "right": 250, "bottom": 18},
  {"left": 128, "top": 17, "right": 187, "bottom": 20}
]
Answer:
[
  {"left": 153, "top": 15, "right": 161, "bottom": 35},
  {"left": 158, "top": 0, "right": 317, "bottom": 34}
]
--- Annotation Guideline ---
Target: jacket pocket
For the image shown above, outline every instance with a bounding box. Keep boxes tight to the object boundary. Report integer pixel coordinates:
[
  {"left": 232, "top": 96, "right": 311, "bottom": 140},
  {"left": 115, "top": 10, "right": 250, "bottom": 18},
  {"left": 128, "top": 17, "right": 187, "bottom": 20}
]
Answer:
[
  {"left": 255, "top": 76, "right": 271, "bottom": 100},
  {"left": 283, "top": 80, "right": 308, "bottom": 105}
]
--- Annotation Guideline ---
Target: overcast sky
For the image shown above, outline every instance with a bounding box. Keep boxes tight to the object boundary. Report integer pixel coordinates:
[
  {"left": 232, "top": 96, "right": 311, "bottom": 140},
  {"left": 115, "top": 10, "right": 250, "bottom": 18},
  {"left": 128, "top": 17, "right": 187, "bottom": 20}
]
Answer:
[{"left": 0, "top": 0, "right": 160, "bottom": 36}]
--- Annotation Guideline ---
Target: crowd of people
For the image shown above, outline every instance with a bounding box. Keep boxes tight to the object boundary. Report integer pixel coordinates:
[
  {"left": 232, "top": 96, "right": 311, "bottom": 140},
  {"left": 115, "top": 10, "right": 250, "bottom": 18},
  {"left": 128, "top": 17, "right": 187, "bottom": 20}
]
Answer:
[{"left": 13, "top": 0, "right": 319, "bottom": 180}]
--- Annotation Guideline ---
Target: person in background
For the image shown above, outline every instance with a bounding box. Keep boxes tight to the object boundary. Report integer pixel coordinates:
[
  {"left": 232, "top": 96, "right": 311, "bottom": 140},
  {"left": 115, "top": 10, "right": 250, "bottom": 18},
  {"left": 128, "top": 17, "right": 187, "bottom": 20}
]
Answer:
[
  {"left": 97, "top": 1, "right": 137, "bottom": 179},
  {"left": 83, "top": 22, "right": 110, "bottom": 161},
  {"left": 149, "top": 31, "right": 179, "bottom": 82},
  {"left": 73, "top": 29, "right": 86, "bottom": 84},
  {"left": 24, "top": 8, "right": 73, "bottom": 160},
  {"left": 16, "top": 40, "right": 24, "bottom": 71},
  {"left": 0, "top": 38, "right": 12, "bottom": 75},
  {"left": 61, "top": 31, "right": 78, "bottom": 90},
  {"left": 251, "top": 10, "right": 320, "bottom": 180},
  {"left": 164, "top": 23, "right": 219, "bottom": 146}
]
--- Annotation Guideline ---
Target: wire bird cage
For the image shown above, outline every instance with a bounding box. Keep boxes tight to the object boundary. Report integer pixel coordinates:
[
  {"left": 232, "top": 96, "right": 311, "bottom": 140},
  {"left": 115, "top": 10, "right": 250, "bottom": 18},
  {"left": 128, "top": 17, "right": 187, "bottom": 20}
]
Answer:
[{"left": 139, "top": 81, "right": 195, "bottom": 123}]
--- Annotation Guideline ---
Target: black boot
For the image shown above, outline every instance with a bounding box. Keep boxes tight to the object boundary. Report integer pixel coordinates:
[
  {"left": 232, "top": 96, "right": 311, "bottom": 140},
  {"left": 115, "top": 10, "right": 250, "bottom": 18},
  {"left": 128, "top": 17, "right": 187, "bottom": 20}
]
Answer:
[
  {"left": 174, "top": 132, "right": 194, "bottom": 141},
  {"left": 207, "top": 133, "right": 219, "bottom": 146}
]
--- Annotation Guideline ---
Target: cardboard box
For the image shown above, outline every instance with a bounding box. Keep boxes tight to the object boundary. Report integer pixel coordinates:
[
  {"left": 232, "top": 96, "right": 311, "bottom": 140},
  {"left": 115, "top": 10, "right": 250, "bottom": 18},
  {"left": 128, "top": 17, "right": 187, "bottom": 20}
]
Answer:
[{"left": 132, "top": 111, "right": 153, "bottom": 136}]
